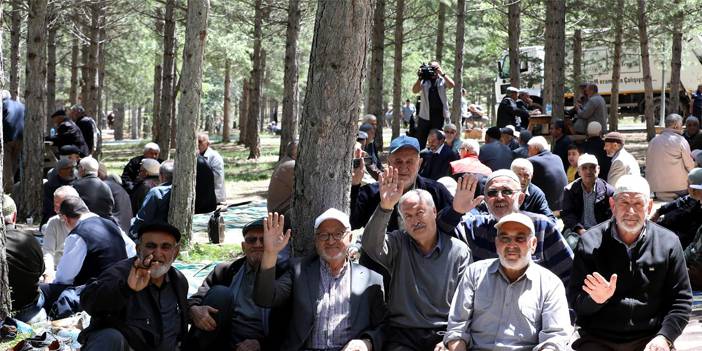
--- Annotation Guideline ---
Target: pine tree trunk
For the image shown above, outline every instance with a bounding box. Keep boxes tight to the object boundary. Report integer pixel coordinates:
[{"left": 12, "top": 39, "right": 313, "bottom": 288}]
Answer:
[
  {"left": 96, "top": 23, "right": 107, "bottom": 130},
  {"left": 542, "top": 2, "right": 554, "bottom": 109},
  {"left": 158, "top": 0, "right": 176, "bottom": 159},
  {"left": 114, "top": 103, "right": 124, "bottom": 141},
  {"left": 0, "top": 0, "right": 13, "bottom": 319},
  {"left": 435, "top": 1, "right": 446, "bottom": 62},
  {"left": 637, "top": 0, "right": 655, "bottom": 140},
  {"left": 247, "top": 0, "right": 264, "bottom": 159},
  {"left": 279, "top": 0, "right": 301, "bottom": 159},
  {"left": 131, "top": 104, "right": 138, "bottom": 139},
  {"left": 69, "top": 32, "right": 79, "bottom": 104},
  {"left": 19, "top": 0, "right": 47, "bottom": 223},
  {"left": 80, "top": 37, "right": 89, "bottom": 104},
  {"left": 368, "top": 0, "right": 385, "bottom": 150},
  {"left": 151, "top": 8, "right": 164, "bottom": 141},
  {"left": 238, "top": 79, "right": 249, "bottom": 144},
  {"left": 169, "top": 0, "right": 209, "bottom": 241},
  {"left": 391, "top": 0, "right": 404, "bottom": 139},
  {"left": 610, "top": 0, "right": 623, "bottom": 131},
  {"left": 9, "top": 0, "right": 22, "bottom": 100},
  {"left": 85, "top": 3, "right": 101, "bottom": 118},
  {"left": 669, "top": 0, "right": 683, "bottom": 115},
  {"left": 222, "top": 58, "right": 231, "bottom": 142},
  {"left": 137, "top": 106, "right": 143, "bottom": 138},
  {"left": 450, "top": 0, "right": 465, "bottom": 130},
  {"left": 544, "top": 0, "right": 565, "bottom": 119},
  {"left": 573, "top": 29, "right": 582, "bottom": 99},
  {"left": 507, "top": 0, "right": 520, "bottom": 87},
  {"left": 292, "top": 0, "right": 373, "bottom": 257},
  {"left": 46, "top": 25, "right": 57, "bottom": 130}
]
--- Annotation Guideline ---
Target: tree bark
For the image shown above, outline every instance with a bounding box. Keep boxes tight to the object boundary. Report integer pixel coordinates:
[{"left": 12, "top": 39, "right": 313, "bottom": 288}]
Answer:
[
  {"left": 435, "top": 1, "right": 446, "bottom": 62},
  {"left": 669, "top": 0, "right": 683, "bottom": 115},
  {"left": 19, "top": 0, "right": 47, "bottom": 223},
  {"left": 69, "top": 31, "right": 79, "bottom": 105},
  {"left": 391, "top": 0, "right": 405, "bottom": 139},
  {"left": 238, "top": 79, "right": 249, "bottom": 144},
  {"left": 609, "top": 0, "right": 623, "bottom": 131},
  {"left": 572, "top": 29, "right": 582, "bottom": 99},
  {"left": 85, "top": 3, "right": 101, "bottom": 118},
  {"left": 131, "top": 104, "right": 138, "bottom": 139},
  {"left": 114, "top": 103, "right": 124, "bottom": 140},
  {"left": 9, "top": 0, "right": 22, "bottom": 100},
  {"left": 151, "top": 8, "right": 164, "bottom": 141},
  {"left": 450, "top": 0, "right": 465, "bottom": 130},
  {"left": 169, "top": 0, "right": 209, "bottom": 241},
  {"left": 222, "top": 58, "right": 231, "bottom": 142},
  {"left": 247, "top": 0, "right": 265, "bottom": 159},
  {"left": 637, "top": 0, "right": 655, "bottom": 140},
  {"left": 543, "top": 0, "right": 565, "bottom": 119},
  {"left": 80, "top": 36, "right": 89, "bottom": 105},
  {"left": 507, "top": 0, "right": 520, "bottom": 87},
  {"left": 368, "top": 0, "right": 385, "bottom": 150},
  {"left": 158, "top": 0, "right": 176, "bottom": 159},
  {"left": 137, "top": 106, "right": 143, "bottom": 138},
  {"left": 0, "top": 0, "right": 13, "bottom": 319},
  {"left": 292, "top": 0, "right": 373, "bottom": 257},
  {"left": 46, "top": 25, "right": 57, "bottom": 130},
  {"left": 279, "top": 0, "right": 301, "bottom": 159}
]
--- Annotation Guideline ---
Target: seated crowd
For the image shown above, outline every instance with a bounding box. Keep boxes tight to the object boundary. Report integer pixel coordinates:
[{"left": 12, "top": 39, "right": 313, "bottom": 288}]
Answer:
[{"left": 4, "top": 107, "right": 701, "bottom": 351}]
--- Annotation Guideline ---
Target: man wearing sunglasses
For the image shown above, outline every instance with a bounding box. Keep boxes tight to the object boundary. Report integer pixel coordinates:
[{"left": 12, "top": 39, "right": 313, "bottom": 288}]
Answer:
[
  {"left": 185, "top": 219, "right": 289, "bottom": 351},
  {"left": 255, "top": 210, "right": 386, "bottom": 351},
  {"left": 437, "top": 169, "right": 573, "bottom": 286}
]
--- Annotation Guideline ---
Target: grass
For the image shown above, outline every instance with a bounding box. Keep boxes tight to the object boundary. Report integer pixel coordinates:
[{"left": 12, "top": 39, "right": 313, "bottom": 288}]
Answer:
[
  {"left": 180, "top": 242, "right": 242, "bottom": 263},
  {"left": 0, "top": 333, "right": 31, "bottom": 351}
]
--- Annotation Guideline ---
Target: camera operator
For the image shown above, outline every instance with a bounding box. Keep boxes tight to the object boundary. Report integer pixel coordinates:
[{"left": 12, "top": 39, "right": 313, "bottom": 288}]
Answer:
[{"left": 411, "top": 61, "right": 454, "bottom": 149}]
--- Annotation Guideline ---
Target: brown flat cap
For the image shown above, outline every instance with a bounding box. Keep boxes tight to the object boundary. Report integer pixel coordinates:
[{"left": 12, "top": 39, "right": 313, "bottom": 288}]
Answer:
[{"left": 603, "top": 132, "right": 624, "bottom": 144}]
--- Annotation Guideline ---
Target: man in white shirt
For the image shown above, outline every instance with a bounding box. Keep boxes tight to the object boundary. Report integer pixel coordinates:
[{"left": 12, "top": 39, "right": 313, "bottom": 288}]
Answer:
[
  {"left": 197, "top": 133, "right": 226, "bottom": 204},
  {"left": 41, "top": 185, "right": 80, "bottom": 282}
]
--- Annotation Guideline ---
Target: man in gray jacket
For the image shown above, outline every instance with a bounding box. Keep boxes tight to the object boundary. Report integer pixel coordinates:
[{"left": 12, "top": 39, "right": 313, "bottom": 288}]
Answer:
[{"left": 574, "top": 83, "right": 607, "bottom": 134}]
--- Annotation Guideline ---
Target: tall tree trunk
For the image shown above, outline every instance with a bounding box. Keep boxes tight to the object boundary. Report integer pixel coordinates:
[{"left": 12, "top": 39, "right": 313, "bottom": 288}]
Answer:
[
  {"left": 222, "top": 58, "right": 231, "bottom": 142},
  {"left": 96, "top": 23, "right": 106, "bottom": 129},
  {"left": 169, "top": 41, "right": 179, "bottom": 148},
  {"left": 279, "top": 0, "right": 301, "bottom": 159},
  {"left": 85, "top": 3, "right": 101, "bottom": 118},
  {"left": 391, "top": 0, "right": 405, "bottom": 139},
  {"left": 46, "top": 25, "right": 57, "bottom": 131},
  {"left": 544, "top": 0, "right": 566, "bottom": 119},
  {"left": 131, "top": 104, "right": 138, "bottom": 139},
  {"left": 247, "top": 0, "right": 264, "bottom": 159},
  {"left": 0, "top": 0, "right": 13, "bottom": 320},
  {"left": 169, "top": 0, "right": 209, "bottom": 241},
  {"left": 637, "top": 0, "right": 655, "bottom": 140},
  {"left": 151, "top": 8, "right": 164, "bottom": 141},
  {"left": 158, "top": 0, "right": 176, "bottom": 159},
  {"left": 292, "top": 0, "right": 373, "bottom": 257},
  {"left": 669, "top": 0, "right": 683, "bottom": 115},
  {"left": 572, "top": 29, "right": 582, "bottom": 99},
  {"left": 19, "top": 0, "right": 47, "bottom": 223},
  {"left": 69, "top": 32, "right": 79, "bottom": 104},
  {"left": 9, "top": 0, "right": 22, "bottom": 100},
  {"left": 368, "top": 0, "right": 385, "bottom": 149},
  {"left": 137, "top": 106, "right": 143, "bottom": 138},
  {"left": 610, "top": 0, "right": 623, "bottom": 131},
  {"left": 507, "top": 0, "right": 520, "bottom": 87},
  {"left": 79, "top": 38, "right": 89, "bottom": 104},
  {"left": 114, "top": 103, "right": 124, "bottom": 141},
  {"left": 435, "top": 1, "right": 446, "bottom": 62},
  {"left": 450, "top": 0, "right": 465, "bottom": 130},
  {"left": 238, "top": 79, "right": 249, "bottom": 144}
]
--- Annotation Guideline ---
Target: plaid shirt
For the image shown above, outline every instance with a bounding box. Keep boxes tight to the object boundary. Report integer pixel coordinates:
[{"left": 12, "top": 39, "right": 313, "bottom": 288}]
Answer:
[
  {"left": 438, "top": 208, "right": 574, "bottom": 285},
  {"left": 308, "top": 260, "right": 352, "bottom": 349}
]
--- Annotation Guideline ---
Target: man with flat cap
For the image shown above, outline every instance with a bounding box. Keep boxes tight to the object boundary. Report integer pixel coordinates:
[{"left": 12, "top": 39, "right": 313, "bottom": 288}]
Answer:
[
  {"left": 185, "top": 219, "right": 289, "bottom": 351},
  {"left": 255, "top": 210, "right": 386, "bottom": 351},
  {"left": 80, "top": 222, "right": 188, "bottom": 351},
  {"left": 603, "top": 131, "right": 640, "bottom": 187}
]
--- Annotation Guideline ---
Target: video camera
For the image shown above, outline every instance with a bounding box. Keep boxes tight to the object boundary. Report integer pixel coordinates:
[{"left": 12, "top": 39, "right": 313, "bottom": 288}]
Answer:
[{"left": 418, "top": 63, "right": 437, "bottom": 81}]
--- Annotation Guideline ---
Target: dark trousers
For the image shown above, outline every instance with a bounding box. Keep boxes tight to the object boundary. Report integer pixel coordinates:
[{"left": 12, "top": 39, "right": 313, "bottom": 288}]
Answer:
[
  {"left": 3, "top": 139, "right": 21, "bottom": 193},
  {"left": 184, "top": 286, "right": 235, "bottom": 351},
  {"left": 572, "top": 334, "right": 654, "bottom": 351},
  {"left": 81, "top": 328, "right": 133, "bottom": 351},
  {"left": 384, "top": 326, "right": 444, "bottom": 351},
  {"left": 39, "top": 283, "right": 83, "bottom": 319},
  {"left": 416, "top": 115, "right": 444, "bottom": 150}
]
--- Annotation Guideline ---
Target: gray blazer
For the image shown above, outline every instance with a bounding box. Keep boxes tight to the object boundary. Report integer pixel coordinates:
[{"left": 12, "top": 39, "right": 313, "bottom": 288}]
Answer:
[{"left": 254, "top": 255, "right": 386, "bottom": 351}]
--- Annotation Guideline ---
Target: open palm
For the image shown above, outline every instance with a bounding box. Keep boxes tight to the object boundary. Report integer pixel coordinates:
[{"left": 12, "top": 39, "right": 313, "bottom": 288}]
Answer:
[
  {"left": 379, "top": 167, "right": 403, "bottom": 210},
  {"left": 263, "top": 212, "right": 291, "bottom": 254}
]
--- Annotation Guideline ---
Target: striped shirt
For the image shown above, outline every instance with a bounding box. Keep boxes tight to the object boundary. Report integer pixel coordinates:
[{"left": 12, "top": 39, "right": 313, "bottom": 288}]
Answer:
[
  {"left": 581, "top": 184, "right": 598, "bottom": 229},
  {"left": 438, "top": 208, "right": 574, "bottom": 285},
  {"left": 308, "top": 260, "right": 352, "bottom": 349}
]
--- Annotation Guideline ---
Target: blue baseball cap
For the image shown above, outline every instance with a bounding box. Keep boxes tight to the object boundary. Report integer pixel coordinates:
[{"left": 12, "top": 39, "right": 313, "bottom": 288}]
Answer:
[{"left": 389, "top": 135, "right": 420, "bottom": 154}]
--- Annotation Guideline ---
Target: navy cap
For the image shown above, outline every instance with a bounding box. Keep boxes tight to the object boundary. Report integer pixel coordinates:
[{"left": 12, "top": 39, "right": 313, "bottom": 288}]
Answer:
[
  {"left": 138, "top": 222, "right": 182, "bottom": 243},
  {"left": 242, "top": 218, "right": 265, "bottom": 236},
  {"left": 357, "top": 131, "right": 368, "bottom": 140},
  {"left": 389, "top": 135, "right": 420, "bottom": 154},
  {"left": 59, "top": 145, "right": 81, "bottom": 156}
]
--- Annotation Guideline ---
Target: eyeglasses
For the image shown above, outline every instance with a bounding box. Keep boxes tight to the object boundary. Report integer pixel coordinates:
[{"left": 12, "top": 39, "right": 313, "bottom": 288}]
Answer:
[
  {"left": 486, "top": 189, "right": 518, "bottom": 198},
  {"left": 316, "top": 231, "right": 349, "bottom": 242},
  {"left": 497, "top": 235, "right": 529, "bottom": 244},
  {"left": 444, "top": 130, "right": 456, "bottom": 134},
  {"left": 244, "top": 236, "right": 264, "bottom": 244}
]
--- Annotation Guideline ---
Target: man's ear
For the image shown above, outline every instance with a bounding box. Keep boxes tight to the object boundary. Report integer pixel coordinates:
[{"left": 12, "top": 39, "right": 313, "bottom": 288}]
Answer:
[{"left": 609, "top": 196, "right": 616, "bottom": 211}]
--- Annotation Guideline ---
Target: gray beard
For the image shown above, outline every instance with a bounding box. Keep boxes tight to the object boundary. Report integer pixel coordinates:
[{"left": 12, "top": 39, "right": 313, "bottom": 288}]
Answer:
[{"left": 150, "top": 263, "right": 171, "bottom": 278}]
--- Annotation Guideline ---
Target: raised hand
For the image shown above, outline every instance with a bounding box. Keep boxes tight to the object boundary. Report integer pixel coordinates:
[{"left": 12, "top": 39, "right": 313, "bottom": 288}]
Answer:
[
  {"left": 352, "top": 144, "right": 367, "bottom": 186},
  {"left": 452, "top": 174, "right": 484, "bottom": 214},
  {"left": 263, "top": 212, "right": 291, "bottom": 255},
  {"left": 128, "top": 255, "right": 153, "bottom": 292},
  {"left": 582, "top": 272, "right": 617, "bottom": 304},
  {"left": 379, "top": 167, "right": 403, "bottom": 211}
]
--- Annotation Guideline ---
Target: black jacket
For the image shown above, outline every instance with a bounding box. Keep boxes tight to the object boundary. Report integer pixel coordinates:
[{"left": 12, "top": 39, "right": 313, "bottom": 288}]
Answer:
[
  {"left": 351, "top": 175, "right": 453, "bottom": 231},
  {"left": 496, "top": 96, "right": 530, "bottom": 129},
  {"left": 568, "top": 220, "right": 692, "bottom": 343},
  {"left": 478, "top": 140, "right": 513, "bottom": 171},
  {"left": 552, "top": 135, "right": 573, "bottom": 172},
  {"left": 76, "top": 115, "right": 98, "bottom": 154},
  {"left": 419, "top": 145, "right": 459, "bottom": 181},
  {"left": 121, "top": 156, "right": 164, "bottom": 194},
  {"left": 581, "top": 137, "right": 612, "bottom": 181},
  {"left": 46, "top": 117, "right": 89, "bottom": 157},
  {"left": 105, "top": 178, "right": 133, "bottom": 233},
  {"left": 528, "top": 150, "right": 568, "bottom": 210},
  {"left": 656, "top": 195, "right": 702, "bottom": 248},
  {"left": 73, "top": 175, "right": 115, "bottom": 219},
  {"left": 80, "top": 258, "right": 189, "bottom": 351},
  {"left": 3, "top": 98, "right": 25, "bottom": 142},
  {"left": 562, "top": 178, "right": 614, "bottom": 232}
]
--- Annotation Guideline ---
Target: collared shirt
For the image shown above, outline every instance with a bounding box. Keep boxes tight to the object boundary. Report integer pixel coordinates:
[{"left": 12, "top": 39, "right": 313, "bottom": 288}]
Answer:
[
  {"left": 438, "top": 208, "right": 574, "bottom": 285},
  {"left": 444, "top": 259, "right": 571, "bottom": 350},
  {"left": 410, "top": 232, "right": 443, "bottom": 259},
  {"left": 309, "top": 260, "right": 352, "bottom": 349},
  {"left": 41, "top": 214, "right": 72, "bottom": 274},
  {"left": 611, "top": 222, "right": 647, "bottom": 259},
  {"left": 150, "top": 275, "right": 181, "bottom": 351},
  {"left": 581, "top": 183, "right": 598, "bottom": 229},
  {"left": 230, "top": 264, "right": 267, "bottom": 345}
]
